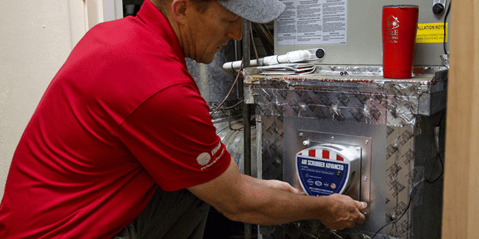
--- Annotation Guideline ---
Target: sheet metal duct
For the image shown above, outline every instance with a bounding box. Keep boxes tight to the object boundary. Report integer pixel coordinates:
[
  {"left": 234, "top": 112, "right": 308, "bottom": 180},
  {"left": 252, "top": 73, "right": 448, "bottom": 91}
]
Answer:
[
  {"left": 214, "top": 119, "right": 257, "bottom": 176},
  {"left": 186, "top": 40, "right": 240, "bottom": 117}
]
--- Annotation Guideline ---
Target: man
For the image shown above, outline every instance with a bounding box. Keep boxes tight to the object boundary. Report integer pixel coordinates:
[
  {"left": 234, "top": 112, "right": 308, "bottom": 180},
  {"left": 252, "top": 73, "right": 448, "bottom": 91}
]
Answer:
[{"left": 0, "top": 0, "right": 367, "bottom": 238}]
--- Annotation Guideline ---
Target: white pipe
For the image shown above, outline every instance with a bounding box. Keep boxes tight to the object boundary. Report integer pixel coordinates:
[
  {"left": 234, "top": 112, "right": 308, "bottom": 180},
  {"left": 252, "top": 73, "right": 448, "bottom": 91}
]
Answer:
[{"left": 222, "top": 48, "right": 325, "bottom": 71}]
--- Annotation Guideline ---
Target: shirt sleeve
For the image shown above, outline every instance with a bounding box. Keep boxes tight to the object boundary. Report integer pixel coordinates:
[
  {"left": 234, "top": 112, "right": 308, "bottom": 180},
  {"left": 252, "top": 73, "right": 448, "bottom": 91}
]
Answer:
[{"left": 116, "top": 83, "right": 231, "bottom": 191}]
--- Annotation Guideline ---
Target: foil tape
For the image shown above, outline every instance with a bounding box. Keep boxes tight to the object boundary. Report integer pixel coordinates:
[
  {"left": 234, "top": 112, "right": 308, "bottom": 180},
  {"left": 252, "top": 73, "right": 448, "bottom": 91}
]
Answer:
[
  {"left": 246, "top": 67, "right": 447, "bottom": 127},
  {"left": 244, "top": 65, "right": 445, "bottom": 78}
]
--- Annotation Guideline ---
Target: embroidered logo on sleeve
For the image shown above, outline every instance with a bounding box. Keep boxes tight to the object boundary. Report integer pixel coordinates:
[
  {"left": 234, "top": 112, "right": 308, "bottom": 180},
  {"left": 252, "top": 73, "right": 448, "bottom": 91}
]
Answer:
[
  {"left": 196, "top": 152, "right": 211, "bottom": 166},
  {"left": 196, "top": 142, "right": 225, "bottom": 170}
]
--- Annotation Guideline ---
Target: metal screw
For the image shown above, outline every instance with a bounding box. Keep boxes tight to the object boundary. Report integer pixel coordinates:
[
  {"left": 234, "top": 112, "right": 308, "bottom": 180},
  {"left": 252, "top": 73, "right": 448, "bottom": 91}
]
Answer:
[
  {"left": 299, "top": 133, "right": 303, "bottom": 137},
  {"left": 364, "top": 176, "right": 368, "bottom": 181},
  {"left": 303, "top": 140, "right": 310, "bottom": 146},
  {"left": 365, "top": 140, "right": 369, "bottom": 144},
  {"left": 331, "top": 136, "right": 335, "bottom": 140}
]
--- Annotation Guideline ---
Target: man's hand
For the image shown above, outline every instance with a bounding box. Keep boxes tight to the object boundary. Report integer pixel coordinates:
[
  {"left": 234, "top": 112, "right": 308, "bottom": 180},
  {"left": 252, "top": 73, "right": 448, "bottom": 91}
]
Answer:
[
  {"left": 261, "top": 180, "right": 303, "bottom": 194},
  {"left": 243, "top": 176, "right": 303, "bottom": 195},
  {"left": 319, "top": 194, "right": 367, "bottom": 230}
]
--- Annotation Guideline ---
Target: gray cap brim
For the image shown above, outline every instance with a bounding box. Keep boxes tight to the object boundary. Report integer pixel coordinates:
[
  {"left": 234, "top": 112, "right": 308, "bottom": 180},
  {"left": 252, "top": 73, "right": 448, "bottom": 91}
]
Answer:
[{"left": 218, "top": 0, "right": 286, "bottom": 24}]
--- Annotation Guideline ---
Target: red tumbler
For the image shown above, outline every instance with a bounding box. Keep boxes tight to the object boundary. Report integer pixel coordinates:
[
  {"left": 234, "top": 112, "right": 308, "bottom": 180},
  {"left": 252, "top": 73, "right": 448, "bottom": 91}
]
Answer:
[{"left": 382, "top": 5, "right": 419, "bottom": 79}]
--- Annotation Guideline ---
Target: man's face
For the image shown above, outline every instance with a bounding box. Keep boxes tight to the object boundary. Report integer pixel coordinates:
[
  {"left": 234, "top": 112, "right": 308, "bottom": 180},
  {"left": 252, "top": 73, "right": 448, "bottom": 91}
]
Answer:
[{"left": 183, "top": 1, "right": 242, "bottom": 64}]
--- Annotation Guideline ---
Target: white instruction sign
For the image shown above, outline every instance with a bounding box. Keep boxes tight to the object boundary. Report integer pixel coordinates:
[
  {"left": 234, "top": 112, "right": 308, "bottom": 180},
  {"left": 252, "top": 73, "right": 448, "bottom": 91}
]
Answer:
[{"left": 277, "top": 0, "right": 348, "bottom": 46}]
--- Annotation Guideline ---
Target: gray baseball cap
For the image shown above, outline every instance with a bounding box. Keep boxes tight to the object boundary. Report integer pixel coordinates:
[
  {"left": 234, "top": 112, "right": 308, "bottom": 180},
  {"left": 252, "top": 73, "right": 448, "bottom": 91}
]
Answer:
[{"left": 217, "top": 0, "right": 286, "bottom": 24}]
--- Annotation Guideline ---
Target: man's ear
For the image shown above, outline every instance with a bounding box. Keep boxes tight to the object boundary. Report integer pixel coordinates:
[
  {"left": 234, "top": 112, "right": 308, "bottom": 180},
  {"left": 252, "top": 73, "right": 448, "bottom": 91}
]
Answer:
[{"left": 171, "top": 0, "right": 188, "bottom": 24}]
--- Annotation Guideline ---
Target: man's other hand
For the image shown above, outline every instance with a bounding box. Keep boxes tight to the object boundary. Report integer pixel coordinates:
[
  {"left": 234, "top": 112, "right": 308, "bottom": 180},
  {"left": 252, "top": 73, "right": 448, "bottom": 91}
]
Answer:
[{"left": 319, "top": 194, "right": 367, "bottom": 230}]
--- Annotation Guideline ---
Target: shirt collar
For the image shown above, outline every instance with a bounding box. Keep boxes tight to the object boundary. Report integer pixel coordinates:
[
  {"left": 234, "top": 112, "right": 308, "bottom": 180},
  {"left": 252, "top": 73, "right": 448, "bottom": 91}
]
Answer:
[{"left": 136, "top": 0, "right": 187, "bottom": 67}]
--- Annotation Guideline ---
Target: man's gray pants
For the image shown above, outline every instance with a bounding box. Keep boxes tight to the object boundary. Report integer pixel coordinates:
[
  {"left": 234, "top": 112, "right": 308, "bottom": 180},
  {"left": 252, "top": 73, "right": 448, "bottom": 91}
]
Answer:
[{"left": 113, "top": 188, "right": 210, "bottom": 239}]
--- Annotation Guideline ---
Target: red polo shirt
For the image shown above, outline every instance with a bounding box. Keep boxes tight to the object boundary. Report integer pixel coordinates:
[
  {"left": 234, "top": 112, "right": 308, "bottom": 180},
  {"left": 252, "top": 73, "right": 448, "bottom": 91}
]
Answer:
[{"left": 0, "top": 1, "right": 231, "bottom": 238}]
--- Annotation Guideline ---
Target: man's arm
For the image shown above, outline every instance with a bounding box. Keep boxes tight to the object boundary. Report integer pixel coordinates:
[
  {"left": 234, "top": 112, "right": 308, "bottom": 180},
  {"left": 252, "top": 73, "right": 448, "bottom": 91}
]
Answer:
[{"left": 187, "top": 157, "right": 367, "bottom": 230}]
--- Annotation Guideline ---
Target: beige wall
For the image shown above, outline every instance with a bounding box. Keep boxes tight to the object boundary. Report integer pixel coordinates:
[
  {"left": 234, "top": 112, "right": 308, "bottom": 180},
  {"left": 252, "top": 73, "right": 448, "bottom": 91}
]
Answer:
[{"left": 0, "top": 1, "right": 88, "bottom": 200}]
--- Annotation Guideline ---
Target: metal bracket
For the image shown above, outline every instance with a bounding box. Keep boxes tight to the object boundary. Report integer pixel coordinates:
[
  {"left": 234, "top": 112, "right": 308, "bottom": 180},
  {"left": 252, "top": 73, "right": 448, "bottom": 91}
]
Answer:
[{"left": 297, "top": 131, "right": 372, "bottom": 214}]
